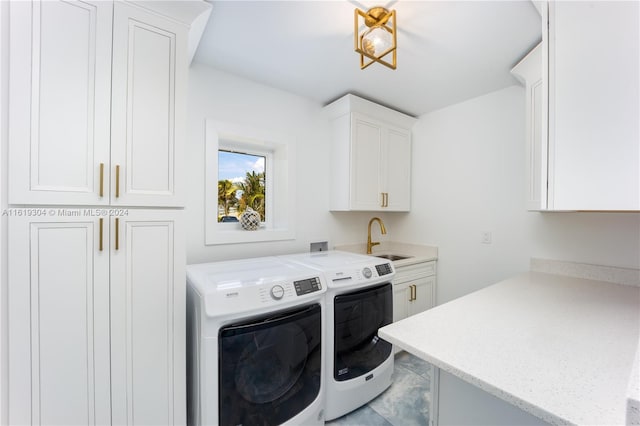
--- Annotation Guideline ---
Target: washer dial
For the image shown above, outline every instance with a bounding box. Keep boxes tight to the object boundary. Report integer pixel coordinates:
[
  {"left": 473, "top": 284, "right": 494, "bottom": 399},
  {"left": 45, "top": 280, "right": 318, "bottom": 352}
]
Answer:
[
  {"left": 362, "top": 267, "right": 373, "bottom": 279},
  {"left": 270, "top": 285, "right": 285, "bottom": 300}
]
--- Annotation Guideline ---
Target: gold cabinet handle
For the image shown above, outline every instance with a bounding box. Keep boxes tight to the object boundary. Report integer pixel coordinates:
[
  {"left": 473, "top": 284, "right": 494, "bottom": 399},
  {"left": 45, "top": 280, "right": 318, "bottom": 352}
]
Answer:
[
  {"left": 385, "top": 193, "right": 389, "bottom": 207},
  {"left": 115, "top": 165, "right": 120, "bottom": 198},
  {"left": 115, "top": 218, "right": 119, "bottom": 250},
  {"left": 99, "top": 218, "right": 103, "bottom": 251},
  {"left": 380, "top": 192, "right": 385, "bottom": 208},
  {"left": 413, "top": 284, "right": 417, "bottom": 301},
  {"left": 409, "top": 284, "right": 416, "bottom": 302},
  {"left": 99, "top": 163, "right": 104, "bottom": 197}
]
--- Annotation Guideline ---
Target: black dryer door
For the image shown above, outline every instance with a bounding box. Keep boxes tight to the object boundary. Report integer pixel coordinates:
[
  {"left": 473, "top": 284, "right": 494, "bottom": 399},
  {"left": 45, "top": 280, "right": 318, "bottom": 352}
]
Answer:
[{"left": 333, "top": 283, "right": 393, "bottom": 381}]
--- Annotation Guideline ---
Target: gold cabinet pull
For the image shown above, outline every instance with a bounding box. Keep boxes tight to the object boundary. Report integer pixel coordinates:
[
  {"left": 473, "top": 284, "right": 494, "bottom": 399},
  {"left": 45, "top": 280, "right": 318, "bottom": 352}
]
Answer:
[
  {"left": 380, "top": 192, "right": 385, "bottom": 208},
  {"left": 115, "top": 165, "right": 120, "bottom": 198},
  {"left": 115, "top": 218, "right": 120, "bottom": 250},
  {"left": 413, "top": 284, "right": 417, "bottom": 301},
  {"left": 384, "top": 193, "right": 389, "bottom": 207},
  {"left": 99, "top": 163, "right": 104, "bottom": 197},
  {"left": 99, "top": 218, "right": 103, "bottom": 251},
  {"left": 409, "top": 284, "right": 416, "bottom": 301}
]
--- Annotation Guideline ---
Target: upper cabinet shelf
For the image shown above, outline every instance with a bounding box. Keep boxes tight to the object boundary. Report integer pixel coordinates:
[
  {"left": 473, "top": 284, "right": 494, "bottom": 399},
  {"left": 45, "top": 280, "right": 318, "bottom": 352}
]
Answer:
[
  {"left": 324, "top": 94, "right": 416, "bottom": 212},
  {"left": 512, "top": 1, "right": 639, "bottom": 211}
]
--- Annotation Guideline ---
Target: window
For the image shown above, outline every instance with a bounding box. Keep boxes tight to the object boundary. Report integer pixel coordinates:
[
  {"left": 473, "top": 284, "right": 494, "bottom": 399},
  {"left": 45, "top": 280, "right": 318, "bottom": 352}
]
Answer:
[
  {"left": 205, "top": 120, "right": 296, "bottom": 245},
  {"left": 217, "top": 150, "right": 268, "bottom": 224}
]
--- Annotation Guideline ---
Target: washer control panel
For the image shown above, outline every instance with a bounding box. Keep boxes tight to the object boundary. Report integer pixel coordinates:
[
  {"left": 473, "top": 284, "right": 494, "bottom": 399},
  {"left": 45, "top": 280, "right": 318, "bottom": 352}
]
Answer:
[{"left": 270, "top": 285, "right": 285, "bottom": 300}]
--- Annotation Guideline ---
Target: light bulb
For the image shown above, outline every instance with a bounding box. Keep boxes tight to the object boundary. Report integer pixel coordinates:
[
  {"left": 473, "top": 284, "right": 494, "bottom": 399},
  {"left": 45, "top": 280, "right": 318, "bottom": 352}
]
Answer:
[{"left": 362, "top": 26, "right": 392, "bottom": 57}]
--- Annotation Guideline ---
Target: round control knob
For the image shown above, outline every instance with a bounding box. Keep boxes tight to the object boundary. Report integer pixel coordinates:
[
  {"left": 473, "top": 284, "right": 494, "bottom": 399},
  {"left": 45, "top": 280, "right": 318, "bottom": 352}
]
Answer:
[
  {"left": 270, "top": 285, "right": 285, "bottom": 300},
  {"left": 362, "top": 267, "right": 373, "bottom": 279}
]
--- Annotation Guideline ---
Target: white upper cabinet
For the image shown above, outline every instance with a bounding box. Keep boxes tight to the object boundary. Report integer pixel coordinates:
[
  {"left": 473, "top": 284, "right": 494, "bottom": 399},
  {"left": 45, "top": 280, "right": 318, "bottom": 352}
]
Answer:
[
  {"left": 511, "top": 43, "right": 548, "bottom": 211},
  {"left": 513, "top": 1, "right": 639, "bottom": 211},
  {"left": 325, "top": 94, "right": 416, "bottom": 212},
  {"left": 111, "top": 2, "right": 186, "bottom": 207},
  {"left": 9, "top": 1, "right": 113, "bottom": 205},
  {"left": 8, "top": 0, "right": 187, "bottom": 207},
  {"left": 548, "top": 1, "right": 639, "bottom": 211}
]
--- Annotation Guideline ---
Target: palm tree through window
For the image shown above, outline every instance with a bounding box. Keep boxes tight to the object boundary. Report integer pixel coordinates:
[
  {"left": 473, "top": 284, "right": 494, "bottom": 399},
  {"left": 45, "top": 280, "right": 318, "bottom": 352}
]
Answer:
[{"left": 217, "top": 150, "right": 266, "bottom": 223}]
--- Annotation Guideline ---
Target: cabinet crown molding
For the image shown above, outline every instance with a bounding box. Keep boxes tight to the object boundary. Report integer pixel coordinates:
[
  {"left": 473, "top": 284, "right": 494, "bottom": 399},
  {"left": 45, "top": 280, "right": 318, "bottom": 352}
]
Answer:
[{"left": 323, "top": 94, "right": 417, "bottom": 128}]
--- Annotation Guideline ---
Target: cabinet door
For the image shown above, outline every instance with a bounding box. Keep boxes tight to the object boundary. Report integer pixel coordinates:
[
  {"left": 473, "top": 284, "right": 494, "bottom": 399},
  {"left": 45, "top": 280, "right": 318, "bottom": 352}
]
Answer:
[
  {"left": 8, "top": 214, "right": 111, "bottom": 425},
  {"left": 393, "top": 276, "right": 435, "bottom": 321},
  {"left": 408, "top": 276, "right": 435, "bottom": 317},
  {"left": 350, "top": 113, "right": 384, "bottom": 210},
  {"left": 393, "top": 282, "right": 410, "bottom": 322},
  {"left": 111, "top": 3, "right": 187, "bottom": 207},
  {"left": 8, "top": 1, "right": 112, "bottom": 205},
  {"left": 549, "top": 1, "right": 639, "bottom": 210},
  {"left": 110, "top": 210, "right": 186, "bottom": 425},
  {"left": 384, "top": 126, "right": 411, "bottom": 211}
]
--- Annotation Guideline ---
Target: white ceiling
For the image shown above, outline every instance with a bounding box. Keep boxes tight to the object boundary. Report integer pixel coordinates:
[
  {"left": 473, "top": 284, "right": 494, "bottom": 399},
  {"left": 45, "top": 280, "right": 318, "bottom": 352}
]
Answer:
[{"left": 194, "top": 1, "right": 542, "bottom": 117}]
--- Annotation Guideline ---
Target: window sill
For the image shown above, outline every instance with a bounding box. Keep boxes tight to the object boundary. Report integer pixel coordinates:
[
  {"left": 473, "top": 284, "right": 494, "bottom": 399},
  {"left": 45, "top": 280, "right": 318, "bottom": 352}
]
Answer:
[{"left": 206, "top": 226, "right": 295, "bottom": 245}]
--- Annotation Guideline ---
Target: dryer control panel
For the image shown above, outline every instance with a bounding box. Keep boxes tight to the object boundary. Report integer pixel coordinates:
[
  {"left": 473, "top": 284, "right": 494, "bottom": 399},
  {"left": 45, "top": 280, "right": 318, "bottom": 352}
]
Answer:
[{"left": 294, "top": 277, "right": 323, "bottom": 296}]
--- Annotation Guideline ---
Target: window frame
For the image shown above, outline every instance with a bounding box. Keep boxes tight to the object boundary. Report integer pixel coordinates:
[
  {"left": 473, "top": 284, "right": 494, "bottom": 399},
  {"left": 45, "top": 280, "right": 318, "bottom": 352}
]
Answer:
[{"left": 205, "top": 120, "right": 296, "bottom": 245}]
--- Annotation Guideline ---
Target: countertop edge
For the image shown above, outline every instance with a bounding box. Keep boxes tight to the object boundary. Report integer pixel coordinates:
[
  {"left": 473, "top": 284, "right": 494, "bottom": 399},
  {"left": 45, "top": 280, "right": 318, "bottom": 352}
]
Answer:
[{"left": 378, "top": 330, "right": 566, "bottom": 426}]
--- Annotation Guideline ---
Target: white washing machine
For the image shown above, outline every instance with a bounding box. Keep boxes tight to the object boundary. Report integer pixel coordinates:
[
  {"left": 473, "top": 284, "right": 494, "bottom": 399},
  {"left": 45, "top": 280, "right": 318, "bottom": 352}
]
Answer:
[
  {"left": 280, "top": 251, "right": 395, "bottom": 421},
  {"left": 186, "top": 256, "right": 327, "bottom": 426}
]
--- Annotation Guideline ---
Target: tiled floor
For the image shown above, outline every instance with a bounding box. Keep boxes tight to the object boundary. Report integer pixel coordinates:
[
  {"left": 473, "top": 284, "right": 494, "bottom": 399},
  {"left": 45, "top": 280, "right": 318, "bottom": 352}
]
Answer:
[{"left": 326, "top": 352, "right": 433, "bottom": 426}]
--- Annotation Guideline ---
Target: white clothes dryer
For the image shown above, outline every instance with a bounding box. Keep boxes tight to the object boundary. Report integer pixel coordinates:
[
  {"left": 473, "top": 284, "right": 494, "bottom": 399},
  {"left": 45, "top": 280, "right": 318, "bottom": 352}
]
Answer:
[
  {"left": 280, "top": 251, "right": 395, "bottom": 421},
  {"left": 186, "top": 256, "right": 327, "bottom": 426}
]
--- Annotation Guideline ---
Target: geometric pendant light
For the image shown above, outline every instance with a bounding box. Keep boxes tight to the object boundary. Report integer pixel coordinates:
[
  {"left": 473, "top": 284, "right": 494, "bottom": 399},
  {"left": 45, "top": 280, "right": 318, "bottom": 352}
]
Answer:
[{"left": 354, "top": 7, "right": 397, "bottom": 70}]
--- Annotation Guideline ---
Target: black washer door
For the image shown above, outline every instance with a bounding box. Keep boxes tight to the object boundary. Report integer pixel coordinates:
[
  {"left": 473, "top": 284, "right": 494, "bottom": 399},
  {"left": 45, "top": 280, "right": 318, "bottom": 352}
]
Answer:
[
  {"left": 334, "top": 283, "right": 392, "bottom": 381},
  {"left": 219, "top": 303, "right": 321, "bottom": 426}
]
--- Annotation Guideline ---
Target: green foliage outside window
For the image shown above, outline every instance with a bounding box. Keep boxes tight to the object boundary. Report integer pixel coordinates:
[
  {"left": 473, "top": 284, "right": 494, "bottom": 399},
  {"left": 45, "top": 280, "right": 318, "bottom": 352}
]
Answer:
[{"left": 217, "top": 171, "right": 266, "bottom": 222}]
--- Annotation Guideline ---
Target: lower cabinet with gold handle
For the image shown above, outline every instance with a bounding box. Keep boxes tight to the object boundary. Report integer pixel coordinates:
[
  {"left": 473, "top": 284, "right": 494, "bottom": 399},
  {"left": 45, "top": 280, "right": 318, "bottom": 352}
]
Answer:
[
  {"left": 7, "top": 209, "right": 185, "bottom": 426},
  {"left": 392, "top": 261, "right": 437, "bottom": 323}
]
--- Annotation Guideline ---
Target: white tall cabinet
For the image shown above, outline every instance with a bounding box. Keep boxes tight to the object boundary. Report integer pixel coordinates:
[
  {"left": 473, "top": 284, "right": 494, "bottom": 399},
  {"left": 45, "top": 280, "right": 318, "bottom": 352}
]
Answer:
[{"left": 5, "top": 1, "right": 204, "bottom": 424}]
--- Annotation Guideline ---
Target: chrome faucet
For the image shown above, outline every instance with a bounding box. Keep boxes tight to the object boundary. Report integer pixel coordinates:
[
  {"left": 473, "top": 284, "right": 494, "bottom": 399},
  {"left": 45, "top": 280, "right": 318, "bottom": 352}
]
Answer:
[{"left": 367, "top": 217, "right": 387, "bottom": 254}]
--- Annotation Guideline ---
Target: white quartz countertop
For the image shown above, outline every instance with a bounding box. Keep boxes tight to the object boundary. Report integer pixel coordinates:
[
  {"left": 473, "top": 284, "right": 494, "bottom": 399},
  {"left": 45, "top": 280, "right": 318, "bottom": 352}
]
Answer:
[
  {"left": 334, "top": 241, "right": 438, "bottom": 267},
  {"left": 379, "top": 271, "right": 640, "bottom": 425}
]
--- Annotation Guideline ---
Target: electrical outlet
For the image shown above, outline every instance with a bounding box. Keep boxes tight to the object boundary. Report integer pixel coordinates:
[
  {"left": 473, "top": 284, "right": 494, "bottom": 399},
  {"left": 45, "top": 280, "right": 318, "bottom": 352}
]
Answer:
[
  {"left": 481, "top": 232, "right": 492, "bottom": 244},
  {"left": 310, "top": 241, "right": 328, "bottom": 252}
]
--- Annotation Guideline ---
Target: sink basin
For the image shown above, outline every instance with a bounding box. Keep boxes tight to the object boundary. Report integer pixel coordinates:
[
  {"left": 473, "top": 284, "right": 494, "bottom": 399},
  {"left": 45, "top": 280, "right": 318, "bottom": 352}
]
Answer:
[{"left": 374, "top": 254, "right": 412, "bottom": 261}]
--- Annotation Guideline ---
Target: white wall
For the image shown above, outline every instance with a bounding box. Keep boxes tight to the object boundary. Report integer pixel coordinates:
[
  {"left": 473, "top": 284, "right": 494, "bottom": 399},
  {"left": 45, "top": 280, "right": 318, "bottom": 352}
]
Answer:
[
  {"left": 186, "top": 67, "right": 640, "bottom": 302},
  {"left": 186, "top": 63, "right": 396, "bottom": 263},
  {"left": 0, "top": 0, "right": 8, "bottom": 422},
  {"left": 389, "top": 85, "right": 640, "bottom": 304}
]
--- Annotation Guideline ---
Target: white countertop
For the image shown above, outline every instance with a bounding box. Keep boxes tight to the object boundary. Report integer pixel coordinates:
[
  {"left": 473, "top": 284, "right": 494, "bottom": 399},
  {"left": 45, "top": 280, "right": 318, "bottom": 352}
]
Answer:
[
  {"left": 379, "top": 271, "right": 640, "bottom": 425},
  {"left": 334, "top": 241, "right": 438, "bottom": 267}
]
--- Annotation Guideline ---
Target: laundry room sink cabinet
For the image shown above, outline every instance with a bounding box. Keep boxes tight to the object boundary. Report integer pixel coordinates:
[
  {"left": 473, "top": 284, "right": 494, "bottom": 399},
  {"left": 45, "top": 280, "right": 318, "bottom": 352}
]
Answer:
[
  {"left": 392, "top": 261, "right": 437, "bottom": 322},
  {"left": 324, "top": 94, "right": 416, "bottom": 211}
]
